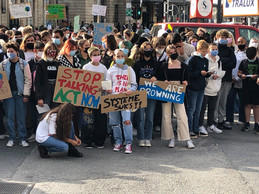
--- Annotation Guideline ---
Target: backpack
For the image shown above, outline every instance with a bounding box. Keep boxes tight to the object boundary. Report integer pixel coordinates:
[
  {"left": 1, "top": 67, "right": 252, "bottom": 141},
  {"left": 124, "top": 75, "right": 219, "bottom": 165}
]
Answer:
[{"left": 0, "top": 58, "right": 25, "bottom": 72}]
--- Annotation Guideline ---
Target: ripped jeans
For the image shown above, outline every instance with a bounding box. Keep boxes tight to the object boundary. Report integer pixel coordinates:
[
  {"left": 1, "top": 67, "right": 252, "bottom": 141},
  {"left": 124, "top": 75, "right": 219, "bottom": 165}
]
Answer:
[{"left": 109, "top": 110, "right": 133, "bottom": 145}]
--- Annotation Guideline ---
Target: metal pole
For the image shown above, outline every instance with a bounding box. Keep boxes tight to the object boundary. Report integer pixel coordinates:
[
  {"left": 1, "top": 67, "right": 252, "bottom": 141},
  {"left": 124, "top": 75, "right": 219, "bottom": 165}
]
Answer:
[
  {"left": 97, "top": 0, "right": 100, "bottom": 23},
  {"left": 216, "top": 0, "right": 221, "bottom": 23},
  {"left": 167, "top": 0, "right": 169, "bottom": 22}
]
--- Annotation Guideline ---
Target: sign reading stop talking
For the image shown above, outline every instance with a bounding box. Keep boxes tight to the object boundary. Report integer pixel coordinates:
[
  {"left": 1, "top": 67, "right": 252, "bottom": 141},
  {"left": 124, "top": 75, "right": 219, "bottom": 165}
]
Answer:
[{"left": 190, "top": 0, "right": 213, "bottom": 19}]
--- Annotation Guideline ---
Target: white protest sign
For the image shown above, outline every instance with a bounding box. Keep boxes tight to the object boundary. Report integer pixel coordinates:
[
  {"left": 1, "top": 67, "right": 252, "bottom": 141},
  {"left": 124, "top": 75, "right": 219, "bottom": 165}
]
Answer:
[
  {"left": 92, "top": 4, "right": 107, "bottom": 16},
  {"left": 9, "top": 3, "right": 32, "bottom": 19}
]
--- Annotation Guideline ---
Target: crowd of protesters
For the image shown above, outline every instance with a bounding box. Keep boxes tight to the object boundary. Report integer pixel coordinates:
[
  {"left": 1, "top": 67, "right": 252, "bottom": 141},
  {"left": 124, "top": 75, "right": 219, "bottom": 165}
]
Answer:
[{"left": 0, "top": 23, "right": 258, "bottom": 158}]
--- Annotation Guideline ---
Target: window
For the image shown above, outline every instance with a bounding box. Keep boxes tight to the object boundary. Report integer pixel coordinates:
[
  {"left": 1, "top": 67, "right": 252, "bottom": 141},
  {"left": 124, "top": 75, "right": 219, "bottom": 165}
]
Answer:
[{"left": 239, "top": 28, "right": 259, "bottom": 43}]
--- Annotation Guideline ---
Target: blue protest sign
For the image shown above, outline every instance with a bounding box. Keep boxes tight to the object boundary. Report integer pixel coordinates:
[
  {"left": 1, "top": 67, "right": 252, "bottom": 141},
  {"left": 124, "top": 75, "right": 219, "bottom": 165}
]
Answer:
[
  {"left": 93, "top": 23, "right": 114, "bottom": 46},
  {"left": 138, "top": 78, "right": 186, "bottom": 104}
]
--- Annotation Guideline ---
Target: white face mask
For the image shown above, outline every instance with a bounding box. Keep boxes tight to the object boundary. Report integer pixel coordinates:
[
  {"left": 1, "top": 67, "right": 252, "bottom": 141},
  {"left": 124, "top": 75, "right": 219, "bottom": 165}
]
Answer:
[
  {"left": 249, "top": 42, "right": 259, "bottom": 48},
  {"left": 65, "top": 34, "right": 70, "bottom": 39},
  {"left": 46, "top": 57, "right": 54, "bottom": 62},
  {"left": 37, "top": 52, "right": 43, "bottom": 58},
  {"left": 156, "top": 49, "right": 164, "bottom": 55}
]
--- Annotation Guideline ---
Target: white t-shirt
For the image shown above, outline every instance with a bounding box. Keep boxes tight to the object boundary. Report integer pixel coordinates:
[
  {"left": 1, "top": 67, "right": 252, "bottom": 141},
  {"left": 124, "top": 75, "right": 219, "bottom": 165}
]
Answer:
[
  {"left": 24, "top": 51, "right": 35, "bottom": 62},
  {"left": 82, "top": 62, "right": 108, "bottom": 80},
  {"left": 36, "top": 113, "right": 57, "bottom": 143}
]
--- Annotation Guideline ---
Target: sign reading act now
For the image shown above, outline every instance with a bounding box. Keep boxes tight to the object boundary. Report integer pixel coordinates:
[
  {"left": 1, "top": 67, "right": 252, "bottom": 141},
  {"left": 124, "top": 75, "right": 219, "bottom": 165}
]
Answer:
[{"left": 53, "top": 66, "right": 103, "bottom": 109}]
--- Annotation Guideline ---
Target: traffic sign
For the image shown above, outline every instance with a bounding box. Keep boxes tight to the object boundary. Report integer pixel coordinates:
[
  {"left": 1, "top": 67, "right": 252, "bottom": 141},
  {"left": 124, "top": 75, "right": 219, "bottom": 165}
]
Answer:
[{"left": 126, "top": 8, "right": 133, "bottom": 16}]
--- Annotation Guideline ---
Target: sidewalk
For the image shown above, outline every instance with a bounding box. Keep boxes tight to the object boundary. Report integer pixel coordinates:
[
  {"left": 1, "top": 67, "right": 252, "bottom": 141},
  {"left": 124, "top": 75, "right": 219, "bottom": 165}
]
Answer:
[{"left": 0, "top": 124, "right": 258, "bottom": 194}]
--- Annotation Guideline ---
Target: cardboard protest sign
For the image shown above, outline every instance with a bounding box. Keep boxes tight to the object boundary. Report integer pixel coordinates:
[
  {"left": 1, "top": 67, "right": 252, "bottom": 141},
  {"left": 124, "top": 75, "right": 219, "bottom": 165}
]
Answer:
[
  {"left": 46, "top": 4, "right": 66, "bottom": 20},
  {"left": 138, "top": 78, "right": 186, "bottom": 104},
  {"left": 74, "top": 15, "right": 80, "bottom": 33},
  {"left": 53, "top": 66, "right": 103, "bottom": 109},
  {"left": 9, "top": 3, "right": 32, "bottom": 19},
  {"left": 100, "top": 90, "right": 147, "bottom": 113},
  {"left": 0, "top": 71, "right": 12, "bottom": 100},
  {"left": 93, "top": 23, "right": 114, "bottom": 46},
  {"left": 92, "top": 4, "right": 107, "bottom": 16}
]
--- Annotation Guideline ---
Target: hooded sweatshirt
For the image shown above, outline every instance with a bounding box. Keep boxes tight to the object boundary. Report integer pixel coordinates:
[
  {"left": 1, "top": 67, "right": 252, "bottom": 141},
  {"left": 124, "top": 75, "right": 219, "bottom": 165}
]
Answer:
[
  {"left": 204, "top": 54, "right": 226, "bottom": 96},
  {"left": 106, "top": 64, "right": 137, "bottom": 95}
]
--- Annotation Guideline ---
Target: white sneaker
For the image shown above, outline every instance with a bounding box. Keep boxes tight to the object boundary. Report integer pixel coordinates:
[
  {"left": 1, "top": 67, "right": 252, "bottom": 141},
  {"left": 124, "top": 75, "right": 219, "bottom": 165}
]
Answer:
[
  {"left": 6, "top": 140, "right": 14, "bottom": 147},
  {"left": 145, "top": 140, "right": 151, "bottom": 147},
  {"left": 27, "top": 134, "right": 36, "bottom": 143},
  {"left": 168, "top": 139, "right": 175, "bottom": 148},
  {"left": 199, "top": 126, "right": 208, "bottom": 137},
  {"left": 0, "top": 134, "right": 5, "bottom": 140},
  {"left": 138, "top": 140, "right": 145, "bottom": 147},
  {"left": 154, "top": 126, "right": 161, "bottom": 132},
  {"left": 207, "top": 125, "right": 222, "bottom": 134},
  {"left": 19, "top": 140, "right": 29, "bottom": 147},
  {"left": 187, "top": 139, "right": 195, "bottom": 149}
]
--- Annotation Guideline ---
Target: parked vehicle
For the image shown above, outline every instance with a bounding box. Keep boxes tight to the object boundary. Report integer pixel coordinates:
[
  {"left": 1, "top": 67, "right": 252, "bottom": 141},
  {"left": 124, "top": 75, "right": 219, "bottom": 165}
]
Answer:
[{"left": 151, "top": 22, "right": 259, "bottom": 43}]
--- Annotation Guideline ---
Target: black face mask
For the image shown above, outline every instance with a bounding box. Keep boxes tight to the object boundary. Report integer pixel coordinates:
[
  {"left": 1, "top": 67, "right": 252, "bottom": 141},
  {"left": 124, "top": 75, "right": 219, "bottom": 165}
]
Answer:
[
  {"left": 144, "top": 50, "right": 153, "bottom": 57},
  {"left": 238, "top": 44, "right": 246, "bottom": 51},
  {"left": 170, "top": 53, "right": 179, "bottom": 60},
  {"left": 27, "top": 43, "right": 34, "bottom": 50},
  {"left": 84, "top": 47, "right": 89, "bottom": 53}
]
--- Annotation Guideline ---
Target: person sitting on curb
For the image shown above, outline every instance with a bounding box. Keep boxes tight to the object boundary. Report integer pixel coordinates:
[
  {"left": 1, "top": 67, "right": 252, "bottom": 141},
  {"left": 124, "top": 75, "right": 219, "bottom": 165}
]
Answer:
[{"left": 36, "top": 103, "right": 83, "bottom": 158}]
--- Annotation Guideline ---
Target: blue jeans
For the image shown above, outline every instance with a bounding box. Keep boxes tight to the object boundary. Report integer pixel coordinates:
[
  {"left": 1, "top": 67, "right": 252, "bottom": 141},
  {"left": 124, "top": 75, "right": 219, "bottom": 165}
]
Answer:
[
  {"left": 109, "top": 110, "right": 133, "bottom": 145},
  {"left": 39, "top": 122, "right": 76, "bottom": 153},
  {"left": 3, "top": 91, "right": 27, "bottom": 141},
  {"left": 187, "top": 89, "right": 204, "bottom": 133},
  {"left": 136, "top": 99, "right": 156, "bottom": 140},
  {"left": 226, "top": 87, "right": 245, "bottom": 123}
]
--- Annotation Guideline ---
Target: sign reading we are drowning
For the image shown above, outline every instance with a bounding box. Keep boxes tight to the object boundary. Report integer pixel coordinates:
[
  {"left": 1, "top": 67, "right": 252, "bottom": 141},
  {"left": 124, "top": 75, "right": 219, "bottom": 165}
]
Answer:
[
  {"left": 53, "top": 66, "right": 103, "bottom": 109},
  {"left": 138, "top": 78, "right": 186, "bottom": 104}
]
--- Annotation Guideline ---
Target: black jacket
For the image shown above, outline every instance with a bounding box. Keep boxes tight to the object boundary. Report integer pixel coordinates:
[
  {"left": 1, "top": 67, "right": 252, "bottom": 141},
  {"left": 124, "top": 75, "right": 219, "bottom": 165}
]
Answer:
[
  {"left": 133, "top": 58, "right": 159, "bottom": 84},
  {"left": 28, "top": 58, "right": 38, "bottom": 100},
  {"left": 218, "top": 44, "right": 236, "bottom": 82},
  {"left": 187, "top": 55, "right": 209, "bottom": 91},
  {"left": 35, "top": 59, "right": 60, "bottom": 100},
  {"left": 160, "top": 62, "right": 190, "bottom": 84}
]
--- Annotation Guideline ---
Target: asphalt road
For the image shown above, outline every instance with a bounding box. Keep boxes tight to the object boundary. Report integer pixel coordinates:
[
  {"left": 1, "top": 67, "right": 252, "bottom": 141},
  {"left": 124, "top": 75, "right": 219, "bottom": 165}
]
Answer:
[{"left": 0, "top": 124, "right": 258, "bottom": 194}]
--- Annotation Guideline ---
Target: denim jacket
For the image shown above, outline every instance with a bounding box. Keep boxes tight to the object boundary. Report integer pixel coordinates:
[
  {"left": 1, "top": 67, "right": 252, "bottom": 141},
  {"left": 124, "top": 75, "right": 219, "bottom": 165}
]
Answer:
[{"left": 0, "top": 58, "right": 32, "bottom": 96}]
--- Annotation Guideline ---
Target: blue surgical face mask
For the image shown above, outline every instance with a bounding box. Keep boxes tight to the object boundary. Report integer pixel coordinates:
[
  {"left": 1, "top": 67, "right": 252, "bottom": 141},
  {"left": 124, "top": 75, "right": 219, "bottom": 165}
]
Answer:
[
  {"left": 7, "top": 53, "right": 16, "bottom": 59},
  {"left": 210, "top": 50, "right": 218, "bottom": 57},
  {"left": 199, "top": 54, "right": 205, "bottom": 58},
  {"left": 248, "top": 58, "right": 256, "bottom": 63},
  {"left": 52, "top": 38, "right": 61, "bottom": 45},
  {"left": 116, "top": 58, "right": 125, "bottom": 65},
  {"left": 219, "top": 38, "right": 228, "bottom": 45},
  {"left": 69, "top": 50, "right": 76, "bottom": 56},
  {"left": 121, "top": 48, "right": 129, "bottom": 56}
]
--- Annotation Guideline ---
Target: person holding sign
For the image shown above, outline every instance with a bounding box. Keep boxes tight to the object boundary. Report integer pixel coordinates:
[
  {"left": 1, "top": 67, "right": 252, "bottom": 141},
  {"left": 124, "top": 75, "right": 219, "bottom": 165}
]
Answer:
[
  {"left": 133, "top": 42, "right": 159, "bottom": 147},
  {"left": 36, "top": 103, "right": 83, "bottom": 158},
  {"left": 0, "top": 42, "right": 32, "bottom": 147},
  {"left": 238, "top": 47, "right": 259, "bottom": 135},
  {"left": 160, "top": 45, "right": 194, "bottom": 149},
  {"left": 82, "top": 46, "right": 108, "bottom": 148},
  {"left": 35, "top": 42, "right": 60, "bottom": 109},
  {"left": 106, "top": 49, "right": 137, "bottom": 154}
]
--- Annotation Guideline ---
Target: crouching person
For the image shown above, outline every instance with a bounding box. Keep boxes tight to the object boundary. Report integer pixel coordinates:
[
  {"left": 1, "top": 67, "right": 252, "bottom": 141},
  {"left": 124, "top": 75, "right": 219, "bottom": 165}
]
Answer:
[{"left": 36, "top": 103, "right": 83, "bottom": 158}]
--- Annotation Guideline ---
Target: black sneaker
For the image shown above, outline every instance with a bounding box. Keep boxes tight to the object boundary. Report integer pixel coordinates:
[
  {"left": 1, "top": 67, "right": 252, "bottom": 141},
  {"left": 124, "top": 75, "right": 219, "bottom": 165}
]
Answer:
[
  {"left": 241, "top": 122, "right": 250, "bottom": 132},
  {"left": 86, "top": 143, "right": 94, "bottom": 149},
  {"left": 190, "top": 132, "right": 198, "bottom": 139},
  {"left": 253, "top": 123, "right": 259, "bottom": 135},
  {"left": 217, "top": 121, "right": 232, "bottom": 130},
  {"left": 95, "top": 144, "right": 104, "bottom": 149}
]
